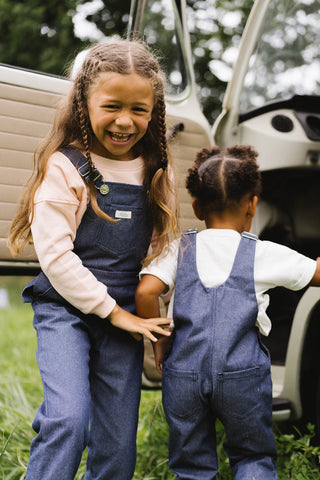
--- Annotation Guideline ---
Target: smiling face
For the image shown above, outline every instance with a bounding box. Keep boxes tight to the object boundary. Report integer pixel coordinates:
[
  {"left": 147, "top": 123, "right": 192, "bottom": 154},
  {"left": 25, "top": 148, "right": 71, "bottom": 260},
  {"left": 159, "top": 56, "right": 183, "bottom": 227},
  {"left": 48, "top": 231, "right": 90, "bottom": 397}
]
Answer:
[{"left": 87, "top": 72, "right": 154, "bottom": 160}]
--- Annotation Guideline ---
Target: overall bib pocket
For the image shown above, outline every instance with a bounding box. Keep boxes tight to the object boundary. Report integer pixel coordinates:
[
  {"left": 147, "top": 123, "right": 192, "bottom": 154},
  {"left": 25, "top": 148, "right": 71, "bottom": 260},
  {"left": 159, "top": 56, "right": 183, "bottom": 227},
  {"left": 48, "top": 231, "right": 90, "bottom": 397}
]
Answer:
[{"left": 96, "top": 203, "right": 150, "bottom": 259}]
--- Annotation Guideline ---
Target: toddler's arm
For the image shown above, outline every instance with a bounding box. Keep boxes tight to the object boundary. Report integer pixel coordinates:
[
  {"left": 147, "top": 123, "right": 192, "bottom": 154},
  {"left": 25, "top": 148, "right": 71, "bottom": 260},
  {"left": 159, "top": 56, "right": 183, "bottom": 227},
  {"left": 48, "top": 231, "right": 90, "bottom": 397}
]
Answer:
[
  {"left": 309, "top": 258, "right": 320, "bottom": 286},
  {"left": 135, "top": 274, "right": 167, "bottom": 317},
  {"left": 135, "top": 274, "right": 171, "bottom": 374},
  {"left": 152, "top": 335, "right": 172, "bottom": 375}
]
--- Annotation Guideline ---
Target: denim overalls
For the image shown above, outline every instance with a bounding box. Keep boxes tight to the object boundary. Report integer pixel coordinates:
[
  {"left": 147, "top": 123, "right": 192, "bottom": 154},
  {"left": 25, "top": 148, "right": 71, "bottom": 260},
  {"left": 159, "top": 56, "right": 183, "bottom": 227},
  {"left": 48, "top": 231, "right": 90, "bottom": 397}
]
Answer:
[
  {"left": 162, "top": 231, "right": 278, "bottom": 480},
  {"left": 23, "top": 148, "right": 153, "bottom": 480}
]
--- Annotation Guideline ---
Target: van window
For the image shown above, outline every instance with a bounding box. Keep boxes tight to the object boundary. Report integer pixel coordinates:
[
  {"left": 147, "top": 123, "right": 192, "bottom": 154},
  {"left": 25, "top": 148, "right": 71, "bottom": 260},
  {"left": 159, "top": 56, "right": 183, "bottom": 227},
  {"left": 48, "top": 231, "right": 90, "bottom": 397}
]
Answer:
[
  {"left": 130, "top": 0, "right": 191, "bottom": 99},
  {"left": 240, "top": 0, "right": 320, "bottom": 112}
]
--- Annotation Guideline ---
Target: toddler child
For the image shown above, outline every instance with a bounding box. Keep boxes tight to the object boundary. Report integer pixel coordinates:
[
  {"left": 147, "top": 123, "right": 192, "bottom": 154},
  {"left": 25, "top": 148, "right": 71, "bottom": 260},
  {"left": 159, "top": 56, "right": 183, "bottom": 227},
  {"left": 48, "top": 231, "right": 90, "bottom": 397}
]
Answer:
[{"left": 135, "top": 145, "right": 320, "bottom": 480}]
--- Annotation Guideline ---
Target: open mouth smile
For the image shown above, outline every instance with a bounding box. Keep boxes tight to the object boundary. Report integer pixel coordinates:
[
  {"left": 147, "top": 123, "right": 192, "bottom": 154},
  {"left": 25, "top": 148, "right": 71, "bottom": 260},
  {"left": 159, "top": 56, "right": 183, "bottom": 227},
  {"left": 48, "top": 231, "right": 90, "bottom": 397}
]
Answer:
[{"left": 108, "top": 132, "right": 134, "bottom": 144}]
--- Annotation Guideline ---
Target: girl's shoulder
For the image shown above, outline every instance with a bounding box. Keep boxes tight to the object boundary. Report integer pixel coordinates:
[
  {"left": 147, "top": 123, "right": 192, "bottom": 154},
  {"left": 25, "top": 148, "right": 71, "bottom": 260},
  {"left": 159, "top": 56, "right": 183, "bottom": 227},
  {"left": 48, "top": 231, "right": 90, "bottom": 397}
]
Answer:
[
  {"left": 47, "top": 149, "right": 81, "bottom": 171},
  {"left": 48, "top": 150, "right": 88, "bottom": 181},
  {"left": 35, "top": 150, "right": 88, "bottom": 203}
]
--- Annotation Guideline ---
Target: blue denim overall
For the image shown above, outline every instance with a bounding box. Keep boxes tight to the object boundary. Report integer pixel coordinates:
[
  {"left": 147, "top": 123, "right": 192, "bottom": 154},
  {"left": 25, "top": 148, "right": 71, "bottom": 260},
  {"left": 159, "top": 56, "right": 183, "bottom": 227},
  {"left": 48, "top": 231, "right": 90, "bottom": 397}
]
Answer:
[
  {"left": 162, "top": 231, "right": 277, "bottom": 480},
  {"left": 23, "top": 148, "right": 153, "bottom": 480}
]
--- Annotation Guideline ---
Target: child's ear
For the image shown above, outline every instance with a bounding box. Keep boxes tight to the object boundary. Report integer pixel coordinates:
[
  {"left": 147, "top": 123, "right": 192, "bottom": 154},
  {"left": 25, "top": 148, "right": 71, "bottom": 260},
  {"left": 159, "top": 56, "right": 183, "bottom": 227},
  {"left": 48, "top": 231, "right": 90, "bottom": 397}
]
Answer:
[
  {"left": 248, "top": 195, "right": 258, "bottom": 217},
  {"left": 192, "top": 198, "right": 205, "bottom": 221}
]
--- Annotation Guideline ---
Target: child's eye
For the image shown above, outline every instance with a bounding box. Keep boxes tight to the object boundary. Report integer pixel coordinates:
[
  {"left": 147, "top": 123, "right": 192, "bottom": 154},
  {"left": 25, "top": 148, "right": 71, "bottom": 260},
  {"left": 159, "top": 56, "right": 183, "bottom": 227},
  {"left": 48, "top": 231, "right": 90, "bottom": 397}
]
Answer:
[
  {"left": 104, "top": 104, "right": 119, "bottom": 110},
  {"left": 133, "top": 107, "right": 149, "bottom": 113}
]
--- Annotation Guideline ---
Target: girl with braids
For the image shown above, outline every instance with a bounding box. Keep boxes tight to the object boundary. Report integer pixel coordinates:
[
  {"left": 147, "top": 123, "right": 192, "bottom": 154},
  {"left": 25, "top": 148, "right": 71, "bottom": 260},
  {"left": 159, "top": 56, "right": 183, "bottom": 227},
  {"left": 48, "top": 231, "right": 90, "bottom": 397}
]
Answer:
[
  {"left": 8, "top": 39, "right": 177, "bottom": 480},
  {"left": 136, "top": 145, "right": 320, "bottom": 480}
]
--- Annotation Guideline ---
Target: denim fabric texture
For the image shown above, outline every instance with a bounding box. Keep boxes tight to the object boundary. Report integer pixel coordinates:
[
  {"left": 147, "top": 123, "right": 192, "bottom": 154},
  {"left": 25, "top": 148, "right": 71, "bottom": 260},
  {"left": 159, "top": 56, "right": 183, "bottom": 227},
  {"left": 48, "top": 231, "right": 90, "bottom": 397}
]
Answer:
[
  {"left": 162, "top": 232, "right": 278, "bottom": 480},
  {"left": 23, "top": 149, "right": 153, "bottom": 479}
]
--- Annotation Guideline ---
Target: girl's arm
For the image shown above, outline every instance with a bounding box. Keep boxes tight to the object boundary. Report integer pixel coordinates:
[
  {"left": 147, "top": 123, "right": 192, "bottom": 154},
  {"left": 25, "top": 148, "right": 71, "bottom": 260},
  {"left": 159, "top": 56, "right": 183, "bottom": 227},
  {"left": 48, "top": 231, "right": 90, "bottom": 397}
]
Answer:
[
  {"left": 135, "top": 274, "right": 172, "bottom": 374},
  {"left": 31, "top": 153, "right": 118, "bottom": 318}
]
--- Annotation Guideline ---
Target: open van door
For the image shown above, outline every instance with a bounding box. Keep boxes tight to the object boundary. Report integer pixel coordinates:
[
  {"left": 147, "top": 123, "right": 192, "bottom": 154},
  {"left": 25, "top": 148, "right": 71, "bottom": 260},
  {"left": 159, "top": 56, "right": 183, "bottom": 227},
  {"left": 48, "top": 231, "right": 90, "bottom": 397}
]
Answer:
[{"left": 213, "top": 0, "right": 320, "bottom": 432}]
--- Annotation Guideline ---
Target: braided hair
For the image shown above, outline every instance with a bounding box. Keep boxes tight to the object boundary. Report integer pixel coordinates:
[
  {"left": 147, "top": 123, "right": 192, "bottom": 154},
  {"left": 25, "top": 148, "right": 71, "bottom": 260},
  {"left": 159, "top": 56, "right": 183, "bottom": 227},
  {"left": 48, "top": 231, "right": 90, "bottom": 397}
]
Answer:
[{"left": 186, "top": 145, "right": 262, "bottom": 215}]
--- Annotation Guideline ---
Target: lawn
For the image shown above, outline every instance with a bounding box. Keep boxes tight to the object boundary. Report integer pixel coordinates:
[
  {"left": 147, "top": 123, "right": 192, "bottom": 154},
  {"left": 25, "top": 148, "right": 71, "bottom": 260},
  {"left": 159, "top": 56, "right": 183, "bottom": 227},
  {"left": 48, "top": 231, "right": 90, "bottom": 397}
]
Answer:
[{"left": 0, "top": 276, "right": 319, "bottom": 479}]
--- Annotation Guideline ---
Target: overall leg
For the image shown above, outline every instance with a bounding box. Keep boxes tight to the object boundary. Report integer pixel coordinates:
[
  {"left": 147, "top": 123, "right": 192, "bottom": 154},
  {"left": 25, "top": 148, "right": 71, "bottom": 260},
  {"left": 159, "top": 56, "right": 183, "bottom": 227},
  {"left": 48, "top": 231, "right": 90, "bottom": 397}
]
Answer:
[
  {"left": 85, "top": 321, "right": 144, "bottom": 480},
  {"left": 26, "top": 300, "right": 91, "bottom": 480},
  {"left": 162, "top": 369, "right": 218, "bottom": 480},
  {"left": 217, "top": 366, "right": 277, "bottom": 480}
]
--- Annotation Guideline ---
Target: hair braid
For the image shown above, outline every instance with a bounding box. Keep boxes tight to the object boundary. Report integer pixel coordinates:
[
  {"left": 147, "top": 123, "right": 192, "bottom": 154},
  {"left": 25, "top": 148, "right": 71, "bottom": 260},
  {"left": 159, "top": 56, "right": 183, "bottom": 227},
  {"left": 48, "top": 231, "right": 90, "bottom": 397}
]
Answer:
[
  {"left": 75, "top": 75, "right": 115, "bottom": 223},
  {"left": 157, "top": 95, "right": 169, "bottom": 170}
]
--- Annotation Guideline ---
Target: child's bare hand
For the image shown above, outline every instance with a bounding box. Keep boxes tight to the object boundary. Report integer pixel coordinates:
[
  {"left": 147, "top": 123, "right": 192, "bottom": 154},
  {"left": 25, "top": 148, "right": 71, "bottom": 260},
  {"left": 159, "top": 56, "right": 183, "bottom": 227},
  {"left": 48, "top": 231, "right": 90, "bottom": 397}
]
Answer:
[
  {"left": 153, "top": 335, "right": 171, "bottom": 375},
  {"left": 108, "top": 304, "right": 172, "bottom": 342}
]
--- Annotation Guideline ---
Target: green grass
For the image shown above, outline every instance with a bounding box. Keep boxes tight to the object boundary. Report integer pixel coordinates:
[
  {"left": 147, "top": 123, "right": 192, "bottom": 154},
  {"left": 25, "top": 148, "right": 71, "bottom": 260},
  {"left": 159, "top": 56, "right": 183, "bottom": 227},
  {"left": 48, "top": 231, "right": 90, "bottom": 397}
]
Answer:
[{"left": 0, "top": 276, "right": 320, "bottom": 479}]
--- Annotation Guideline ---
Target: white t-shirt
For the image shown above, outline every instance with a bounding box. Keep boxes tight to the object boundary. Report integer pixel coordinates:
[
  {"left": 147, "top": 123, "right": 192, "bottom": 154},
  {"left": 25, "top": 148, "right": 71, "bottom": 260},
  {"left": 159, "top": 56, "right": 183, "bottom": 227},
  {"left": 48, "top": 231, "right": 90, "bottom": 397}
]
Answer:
[{"left": 140, "top": 229, "right": 317, "bottom": 336}]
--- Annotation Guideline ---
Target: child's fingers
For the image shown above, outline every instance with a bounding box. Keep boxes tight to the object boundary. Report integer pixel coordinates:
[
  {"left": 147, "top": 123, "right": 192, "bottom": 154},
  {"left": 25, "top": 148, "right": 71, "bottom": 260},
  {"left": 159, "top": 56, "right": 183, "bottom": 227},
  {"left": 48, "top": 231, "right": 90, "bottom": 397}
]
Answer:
[
  {"left": 137, "top": 323, "right": 170, "bottom": 342},
  {"left": 146, "top": 317, "right": 172, "bottom": 329},
  {"left": 142, "top": 330, "right": 170, "bottom": 343},
  {"left": 142, "top": 330, "right": 159, "bottom": 342},
  {"left": 153, "top": 326, "right": 171, "bottom": 336},
  {"left": 109, "top": 306, "right": 172, "bottom": 341},
  {"left": 143, "top": 322, "right": 172, "bottom": 338},
  {"left": 154, "top": 318, "right": 172, "bottom": 325}
]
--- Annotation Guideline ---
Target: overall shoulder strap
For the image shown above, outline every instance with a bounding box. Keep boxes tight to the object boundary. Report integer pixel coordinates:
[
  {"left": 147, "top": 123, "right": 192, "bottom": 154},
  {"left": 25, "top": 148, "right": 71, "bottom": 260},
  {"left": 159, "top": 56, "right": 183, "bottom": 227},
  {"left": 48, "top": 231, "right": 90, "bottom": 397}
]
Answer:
[
  {"left": 178, "top": 229, "right": 198, "bottom": 255},
  {"left": 226, "top": 231, "right": 257, "bottom": 291},
  {"left": 177, "top": 230, "right": 198, "bottom": 276},
  {"left": 60, "top": 147, "right": 109, "bottom": 195},
  {"left": 241, "top": 231, "right": 258, "bottom": 241},
  {"left": 60, "top": 147, "right": 91, "bottom": 182}
]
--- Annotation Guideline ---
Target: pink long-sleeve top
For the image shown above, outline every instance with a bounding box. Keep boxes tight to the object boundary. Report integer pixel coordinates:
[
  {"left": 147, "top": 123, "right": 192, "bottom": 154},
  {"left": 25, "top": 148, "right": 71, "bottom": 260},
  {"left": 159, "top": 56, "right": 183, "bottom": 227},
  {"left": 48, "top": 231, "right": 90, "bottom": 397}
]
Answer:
[{"left": 31, "top": 150, "right": 146, "bottom": 319}]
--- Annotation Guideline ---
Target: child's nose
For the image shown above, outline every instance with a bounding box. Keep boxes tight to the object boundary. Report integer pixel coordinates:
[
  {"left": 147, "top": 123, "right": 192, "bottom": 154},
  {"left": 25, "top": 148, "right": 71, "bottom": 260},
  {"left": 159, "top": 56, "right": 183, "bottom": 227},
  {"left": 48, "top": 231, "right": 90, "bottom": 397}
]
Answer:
[{"left": 115, "top": 114, "right": 133, "bottom": 128}]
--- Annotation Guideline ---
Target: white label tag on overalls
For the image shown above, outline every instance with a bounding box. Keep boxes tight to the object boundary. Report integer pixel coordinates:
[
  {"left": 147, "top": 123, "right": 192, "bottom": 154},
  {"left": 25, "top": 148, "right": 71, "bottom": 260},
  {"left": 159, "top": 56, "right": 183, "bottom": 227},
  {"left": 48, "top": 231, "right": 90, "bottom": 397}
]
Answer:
[{"left": 115, "top": 210, "right": 132, "bottom": 219}]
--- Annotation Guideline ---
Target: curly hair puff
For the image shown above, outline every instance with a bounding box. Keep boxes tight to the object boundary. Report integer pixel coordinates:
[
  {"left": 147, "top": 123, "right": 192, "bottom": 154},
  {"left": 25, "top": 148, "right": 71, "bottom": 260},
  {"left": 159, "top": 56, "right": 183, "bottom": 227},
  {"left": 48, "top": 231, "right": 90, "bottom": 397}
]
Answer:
[{"left": 186, "top": 144, "right": 262, "bottom": 214}]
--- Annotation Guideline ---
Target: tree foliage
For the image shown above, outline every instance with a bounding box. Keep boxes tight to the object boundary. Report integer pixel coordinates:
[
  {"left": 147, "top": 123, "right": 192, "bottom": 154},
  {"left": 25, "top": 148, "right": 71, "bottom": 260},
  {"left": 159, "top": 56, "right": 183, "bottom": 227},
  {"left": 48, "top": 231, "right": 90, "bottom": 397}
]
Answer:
[
  {"left": 1, "top": 1, "right": 318, "bottom": 124},
  {"left": 0, "top": 0, "right": 252, "bottom": 121},
  {"left": 84, "top": 0, "right": 129, "bottom": 39},
  {"left": 0, "top": 0, "right": 88, "bottom": 74}
]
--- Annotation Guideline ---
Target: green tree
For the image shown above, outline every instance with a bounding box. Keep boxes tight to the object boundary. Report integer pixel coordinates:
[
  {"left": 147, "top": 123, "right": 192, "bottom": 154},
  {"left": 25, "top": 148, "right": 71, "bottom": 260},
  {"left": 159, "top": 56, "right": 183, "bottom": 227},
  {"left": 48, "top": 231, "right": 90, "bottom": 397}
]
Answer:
[
  {"left": 0, "top": 0, "right": 85, "bottom": 75},
  {"left": 0, "top": 0, "right": 133, "bottom": 75},
  {"left": 84, "top": 0, "right": 130, "bottom": 39}
]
